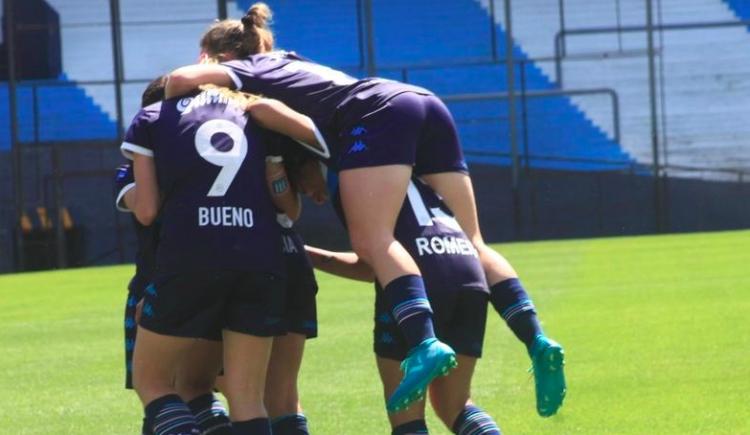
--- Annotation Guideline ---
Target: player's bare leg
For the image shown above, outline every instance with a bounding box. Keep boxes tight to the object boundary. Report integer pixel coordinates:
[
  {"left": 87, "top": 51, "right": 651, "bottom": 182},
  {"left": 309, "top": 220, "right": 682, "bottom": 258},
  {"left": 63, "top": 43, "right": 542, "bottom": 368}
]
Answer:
[
  {"left": 339, "top": 165, "right": 420, "bottom": 284},
  {"left": 339, "top": 165, "right": 456, "bottom": 413},
  {"left": 421, "top": 171, "right": 566, "bottom": 417},
  {"left": 175, "top": 339, "right": 230, "bottom": 434},
  {"left": 429, "top": 355, "right": 500, "bottom": 433},
  {"left": 221, "top": 330, "right": 273, "bottom": 422},
  {"left": 377, "top": 357, "right": 428, "bottom": 431},
  {"left": 132, "top": 327, "right": 201, "bottom": 434},
  {"left": 175, "top": 339, "right": 223, "bottom": 402},
  {"left": 132, "top": 327, "right": 194, "bottom": 406},
  {"left": 265, "top": 333, "right": 309, "bottom": 432}
]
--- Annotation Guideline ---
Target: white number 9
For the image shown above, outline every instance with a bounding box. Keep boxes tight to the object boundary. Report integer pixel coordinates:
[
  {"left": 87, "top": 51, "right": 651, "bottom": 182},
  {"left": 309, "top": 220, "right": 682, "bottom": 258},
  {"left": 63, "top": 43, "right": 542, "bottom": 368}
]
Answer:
[{"left": 194, "top": 119, "right": 248, "bottom": 197}]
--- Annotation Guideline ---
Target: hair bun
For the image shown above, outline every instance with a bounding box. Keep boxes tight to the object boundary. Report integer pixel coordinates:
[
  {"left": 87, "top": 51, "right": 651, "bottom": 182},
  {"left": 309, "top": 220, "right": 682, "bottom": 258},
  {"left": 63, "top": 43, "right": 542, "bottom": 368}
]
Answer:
[{"left": 242, "top": 2, "right": 272, "bottom": 28}]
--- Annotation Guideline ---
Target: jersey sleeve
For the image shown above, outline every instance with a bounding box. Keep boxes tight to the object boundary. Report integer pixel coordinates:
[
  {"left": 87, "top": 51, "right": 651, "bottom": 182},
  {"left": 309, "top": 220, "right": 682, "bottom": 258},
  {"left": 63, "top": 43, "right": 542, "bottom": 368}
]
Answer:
[
  {"left": 220, "top": 60, "right": 255, "bottom": 91},
  {"left": 262, "top": 130, "right": 320, "bottom": 174},
  {"left": 114, "top": 162, "right": 135, "bottom": 212},
  {"left": 120, "top": 106, "right": 159, "bottom": 159}
]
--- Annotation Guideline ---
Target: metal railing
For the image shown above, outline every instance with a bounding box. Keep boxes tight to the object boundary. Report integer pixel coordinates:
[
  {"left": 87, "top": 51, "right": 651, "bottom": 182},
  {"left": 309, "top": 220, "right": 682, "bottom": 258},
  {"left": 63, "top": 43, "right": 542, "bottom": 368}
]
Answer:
[
  {"left": 553, "top": 19, "right": 750, "bottom": 88},
  {"left": 5, "top": 78, "right": 152, "bottom": 146},
  {"left": 442, "top": 87, "right": 622, "bottom": 146}
]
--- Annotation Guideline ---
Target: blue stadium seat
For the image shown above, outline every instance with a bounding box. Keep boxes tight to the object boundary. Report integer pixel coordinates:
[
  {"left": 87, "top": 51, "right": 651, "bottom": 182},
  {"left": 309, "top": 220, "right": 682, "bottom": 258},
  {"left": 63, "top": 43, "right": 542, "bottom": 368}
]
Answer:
[
  {"left": 0, "top": 76, "right": 117, "bottom": 150},
  {"left": 724, "top": 0, "right": 750, "bottom": 30},
  {"left": 2, "top": 0, "right": 634, "bottom": 171},
  {"left": 241, "top": 0, "right": 633, "bottom": 171}
]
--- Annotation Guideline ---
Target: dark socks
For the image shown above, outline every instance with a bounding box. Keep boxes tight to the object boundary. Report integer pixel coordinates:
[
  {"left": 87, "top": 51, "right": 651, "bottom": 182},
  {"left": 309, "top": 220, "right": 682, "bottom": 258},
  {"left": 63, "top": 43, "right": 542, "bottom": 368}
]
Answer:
[
  {"left": 271, "top": 413, "right": 309, "bottom": 435},
  {"left": 187, "top": 393, "right": 231, "bottom": 434},
  {"left": 384, "top": 275, "right": 435, "bottom": 348},
  {"left": 392, "top": 419, "right": 428, "bottom": 434},
  {"left": 141, "top": 417, "right": 153, "bottom": 435},
  {"left": 144, "top": 394, "right": 200, "bottom": 435},
  {"left": 489, "top": 278, "right": 543, "bottom": 351},
  {"left": 231, "top": 417, "right": 271, "bottom": 435},
  {"left": 452, "top": 405, "right": 501, "bottom": 435}
]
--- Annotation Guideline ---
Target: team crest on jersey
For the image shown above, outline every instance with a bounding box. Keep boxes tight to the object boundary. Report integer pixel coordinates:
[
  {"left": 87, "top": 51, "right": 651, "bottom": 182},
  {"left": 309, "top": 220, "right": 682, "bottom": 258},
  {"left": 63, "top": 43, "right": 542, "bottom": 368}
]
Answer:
[
  {"left": 176, "top": 97, "right": 193, "bottom": 112},
  {"left": 177, "top": 90, "right": 233, "bottom": 115}
]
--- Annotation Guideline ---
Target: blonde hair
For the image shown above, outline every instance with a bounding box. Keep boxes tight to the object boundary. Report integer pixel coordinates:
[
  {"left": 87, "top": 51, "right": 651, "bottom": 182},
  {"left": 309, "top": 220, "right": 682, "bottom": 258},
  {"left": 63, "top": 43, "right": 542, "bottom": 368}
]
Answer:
[
  {"left": 199, "top": 3, "right": 275, "bottom": 60},
  {"left": 198, "top": 84, "right": 261, "bottom": 110}
]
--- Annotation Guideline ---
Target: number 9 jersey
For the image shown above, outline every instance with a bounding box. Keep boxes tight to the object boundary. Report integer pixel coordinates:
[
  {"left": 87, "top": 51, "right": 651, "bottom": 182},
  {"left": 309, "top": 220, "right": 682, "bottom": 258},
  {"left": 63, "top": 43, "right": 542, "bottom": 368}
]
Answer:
[{"left": 121, "top": 89, "right": 284, "bottom": 276}]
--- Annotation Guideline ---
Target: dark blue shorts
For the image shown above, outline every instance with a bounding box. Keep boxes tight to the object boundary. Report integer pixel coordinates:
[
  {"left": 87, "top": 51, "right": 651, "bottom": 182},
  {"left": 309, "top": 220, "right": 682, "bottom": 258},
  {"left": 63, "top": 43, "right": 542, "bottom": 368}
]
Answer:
[
  {"left": 123, "top": 288, "right": 143, "bottom": 389},
  {"left": 373, "top": 285, "right": 488, "bottom": 361},
  {"left": 337, "top": 92, "right": 469, "bottom": 175},
  {"left": 283, "top": 248, "right": 318, "bottom": 338},
  {"left": 139, "top": 270, "right": 286, "bottom": 340}
]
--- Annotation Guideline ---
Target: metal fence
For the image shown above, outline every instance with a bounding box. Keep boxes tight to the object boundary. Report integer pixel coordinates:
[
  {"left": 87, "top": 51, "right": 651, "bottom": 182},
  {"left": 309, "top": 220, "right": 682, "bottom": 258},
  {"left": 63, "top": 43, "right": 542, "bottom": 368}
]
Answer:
[{"left": 2, "top": 0, "right": 749, "bottom": 273}]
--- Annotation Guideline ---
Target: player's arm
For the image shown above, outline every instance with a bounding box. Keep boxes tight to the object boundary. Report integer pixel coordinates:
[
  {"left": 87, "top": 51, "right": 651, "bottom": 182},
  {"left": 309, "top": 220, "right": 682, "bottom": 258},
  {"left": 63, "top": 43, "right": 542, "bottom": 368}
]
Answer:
[
  {"left": 246, "top": 99, "right": 327, "bottom": 156},
  {"left": 131, "top": 153, "right": 159, "bottom": 225},
  {"left": 305, "top": 245, "right": 375, "bottom": 283},
  {"left": 266, "top": 155, "right": 301, "bottom": 221},
  {"left": 165, "top": 64, "right": 234, "bottom": 98}
]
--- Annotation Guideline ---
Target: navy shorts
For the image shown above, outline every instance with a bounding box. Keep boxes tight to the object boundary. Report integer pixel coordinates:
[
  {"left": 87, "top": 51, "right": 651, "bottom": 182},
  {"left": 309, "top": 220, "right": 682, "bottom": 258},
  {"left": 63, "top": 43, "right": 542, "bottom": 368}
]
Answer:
[
  {"left": 139, "top": 270, "right": 286, "bottom": 340},
  {"left": 373, "top": 285, "right": 489, "bottom": 361},
  {"left": 282, "top": 242, "right": 318, "bottom": 338},
  {"left": 123, "top": 288, "right": 144, "bottom": 389},
  {"left": 337, "top": 92, "right": 469, "bottom": 175}
]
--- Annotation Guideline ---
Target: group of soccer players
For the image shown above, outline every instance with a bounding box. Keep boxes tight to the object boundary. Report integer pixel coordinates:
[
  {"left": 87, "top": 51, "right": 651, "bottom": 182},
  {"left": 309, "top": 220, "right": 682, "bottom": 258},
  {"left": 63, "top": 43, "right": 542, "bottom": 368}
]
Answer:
[{"left": 115, "top": 3, "right": 566, "bottom": 434}]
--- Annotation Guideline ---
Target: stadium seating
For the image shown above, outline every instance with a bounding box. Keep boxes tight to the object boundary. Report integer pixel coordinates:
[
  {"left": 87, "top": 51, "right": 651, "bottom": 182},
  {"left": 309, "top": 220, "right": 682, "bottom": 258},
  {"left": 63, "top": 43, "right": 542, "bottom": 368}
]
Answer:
[
  {"left": 724, "top": 0, "right": 750, "bottom": 30},
  {"left": 234, "top": 0, "right": 633, "bottom": 170},
  {"left": 2, "top": 0, "right": 748, "bottom": 172},
  {"left": 487, "top": 0, "right": 750, "bottom": 172}
]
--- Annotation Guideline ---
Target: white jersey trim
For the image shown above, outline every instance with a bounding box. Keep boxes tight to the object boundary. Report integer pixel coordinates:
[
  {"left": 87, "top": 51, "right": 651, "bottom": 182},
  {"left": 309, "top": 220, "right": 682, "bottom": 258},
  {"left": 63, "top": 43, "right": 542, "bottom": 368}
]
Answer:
[
  {"left": 115, "top": 182, "right": 136, "bottom": 213},
  {"left": 220, "top": 66, "right": 243, "bottom": 90},
  {"left": 121, "top": 142, "right": 154, "bottom": 159},
  {"left": 406, "top": 181, "right": 434, "bottom": 227},
  {"left": 294, "top": 117, "right": 331, "bottom": 159}
]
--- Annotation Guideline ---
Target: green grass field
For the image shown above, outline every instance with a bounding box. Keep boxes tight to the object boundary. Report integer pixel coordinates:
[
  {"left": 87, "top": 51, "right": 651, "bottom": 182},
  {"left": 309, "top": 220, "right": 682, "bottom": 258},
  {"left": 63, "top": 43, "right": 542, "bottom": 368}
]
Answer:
[{"left": 1, "top": 230, "right": 749, "bottom": 434}]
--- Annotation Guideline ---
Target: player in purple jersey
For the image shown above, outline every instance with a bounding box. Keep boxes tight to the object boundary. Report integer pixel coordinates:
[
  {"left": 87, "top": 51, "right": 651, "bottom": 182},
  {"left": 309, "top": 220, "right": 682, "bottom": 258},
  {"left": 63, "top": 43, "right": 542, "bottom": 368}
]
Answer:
[
  {"left": 264, "top": 140, "right": 321, "bottom": 435},
  {"left": 123, "top": 83, "right": 323, "bottom": 435},
  {"left": 194, "top": 48, "right": 321, "bottom": 435},
  {"left": 213, "top": 135, "right": 321, "bottom": 435},
  {"left": 114, "top": 162, "right": 158, "bottom": 390},
  {"left": 117, "top": 162, "right": 234, "bottom": 435},
  {"left": 120, "top": 77, "right": 324, "bottom": 434},
  {"left": 166, "top": 3, "right": 566, "bottom": 416},
  {"left": 305, "top": 177, "right": 501, "bottom": 435},
  {"left": 165, "top": 6, "right": 460, "bottom": 413},
  {"left": 115, "top": 78, "right": 233, "bottom": 435}
]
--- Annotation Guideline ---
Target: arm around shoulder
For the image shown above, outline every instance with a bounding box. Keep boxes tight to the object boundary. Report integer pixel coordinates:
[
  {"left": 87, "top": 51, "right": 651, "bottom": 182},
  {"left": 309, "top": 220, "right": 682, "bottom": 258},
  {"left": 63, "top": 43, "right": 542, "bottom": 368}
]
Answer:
[{"left": 165, "top": 64, "right": 235, "bottom": 98}]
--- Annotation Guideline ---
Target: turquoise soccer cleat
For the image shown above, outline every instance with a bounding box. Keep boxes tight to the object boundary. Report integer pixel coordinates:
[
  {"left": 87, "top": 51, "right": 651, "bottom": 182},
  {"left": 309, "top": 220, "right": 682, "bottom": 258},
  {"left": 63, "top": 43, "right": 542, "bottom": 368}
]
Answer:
[
  {"left": 530, "top": 335, "right": 567, "bottom": 417},
  {"left": 386, "top": 338, "right": 458, "bottom": 413}
]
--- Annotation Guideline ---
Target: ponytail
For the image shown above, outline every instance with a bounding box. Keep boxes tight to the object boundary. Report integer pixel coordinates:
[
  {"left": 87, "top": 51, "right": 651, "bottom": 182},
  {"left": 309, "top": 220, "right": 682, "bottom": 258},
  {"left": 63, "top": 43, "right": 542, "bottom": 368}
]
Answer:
[{"left": 241, "top": 2, "right": 275, "bottom": 54}]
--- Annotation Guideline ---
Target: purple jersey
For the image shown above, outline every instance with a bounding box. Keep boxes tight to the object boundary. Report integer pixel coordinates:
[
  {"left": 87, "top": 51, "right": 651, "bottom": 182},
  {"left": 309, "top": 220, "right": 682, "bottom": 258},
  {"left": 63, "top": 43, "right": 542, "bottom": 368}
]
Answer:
[
  {"left": 395, "top": 179, "right": 487, "bottom": 292},
  {"left": 121, "top": 89, "right": 283, "bottom": 275},
  {"left": 222, "top": 51, "right": 432, "bottom": 166},
  {"left": 332, "top": 177, "right": 487, "bottom": 293}
]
